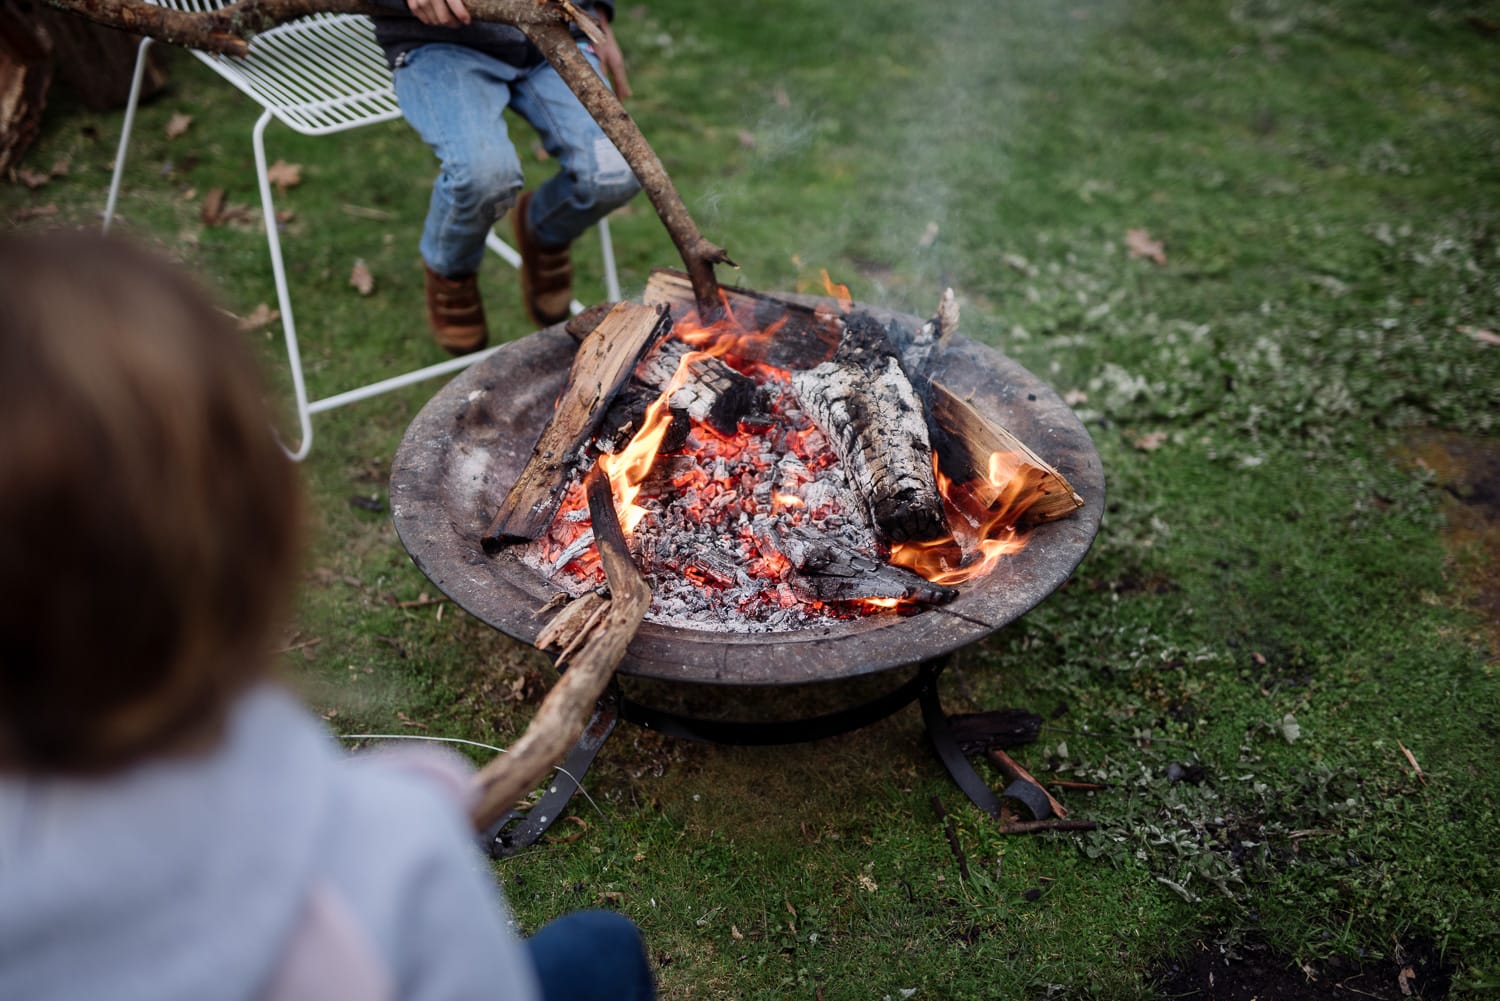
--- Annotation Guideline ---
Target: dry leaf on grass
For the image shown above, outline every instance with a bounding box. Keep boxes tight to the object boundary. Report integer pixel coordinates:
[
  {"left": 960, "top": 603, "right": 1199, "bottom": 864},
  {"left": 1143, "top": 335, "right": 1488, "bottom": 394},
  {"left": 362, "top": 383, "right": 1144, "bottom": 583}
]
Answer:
[
  {"left": 200, "top": 187, "right": 226, "bottom": 225},
  {"left": 1126, "top": 429, "right": 1168, "bottom": 451},
  {"left": 165, "top": 112, "right": 193, "bottom": 140},
  {"left": 49, "top": 157, "right": 70, "bottom": 178},
  {"left": 349, "top": 259, "right": 375, "bottom": 296},
  {"left": 1458, "top": 324, "right": 1500, "bottom": 346},
  {"left": 13, "top": 203, "right": 58, "bottom": 222},
  {"left": 237, "top": 302, "right": 280, "bottom": 332},
  {"left": 266, "top": 159, "right": 302, "bottom": 191},
  {"left": 1125, "top": 227, "right": 1167, "bottom": 265},
  {"left": 15, "top": 168, "right": 49, "bottom": 190}
]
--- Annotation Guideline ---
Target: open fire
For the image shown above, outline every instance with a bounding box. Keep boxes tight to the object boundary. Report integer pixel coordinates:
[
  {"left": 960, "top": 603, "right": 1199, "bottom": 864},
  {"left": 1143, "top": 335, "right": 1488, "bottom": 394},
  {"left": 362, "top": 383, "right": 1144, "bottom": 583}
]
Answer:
[{"left": 517, "top": 274, "right": 1082, "bottom": 632}]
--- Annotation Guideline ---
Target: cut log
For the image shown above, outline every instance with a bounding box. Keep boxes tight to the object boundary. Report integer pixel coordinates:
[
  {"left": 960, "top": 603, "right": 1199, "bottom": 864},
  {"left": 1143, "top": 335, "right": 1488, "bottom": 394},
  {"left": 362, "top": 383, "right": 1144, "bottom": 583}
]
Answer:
[
  {"left": 642, "top": 268, "right": 841, "bottom": 371},
  {"left": 945, "top": 708, "right": 1043, "bottom": 754},
  {"left": 775, "top": 525, "right": 957, "bottom": 606},
  {"left": 470, "top": 460, "right": 651, "bottom": 833},
  {"left": 481, "top": 301, "right": 672, "bottom": 550},
  {"left": 789, "top": 312, "right": 948, "bottom": 543},
  {"left": 928, "top": 380, "right": 1083, "bottom": 525}
]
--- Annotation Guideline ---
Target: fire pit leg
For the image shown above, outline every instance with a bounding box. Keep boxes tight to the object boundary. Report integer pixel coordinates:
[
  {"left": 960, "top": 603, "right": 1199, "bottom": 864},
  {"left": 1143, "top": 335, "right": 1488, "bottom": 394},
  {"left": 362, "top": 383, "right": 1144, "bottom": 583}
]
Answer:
[
  {"left": 481, "top": 688, "right": 620, "bottom": 859},
  {"left": 918, "top": 664, "right": 1004, "bottom": 819}
]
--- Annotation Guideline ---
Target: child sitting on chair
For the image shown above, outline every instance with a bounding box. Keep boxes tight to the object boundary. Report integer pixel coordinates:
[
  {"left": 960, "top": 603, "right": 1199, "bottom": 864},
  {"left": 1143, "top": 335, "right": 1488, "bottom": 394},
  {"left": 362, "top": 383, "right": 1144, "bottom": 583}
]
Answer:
[{"left": 0, "top": 230, "right": 654, "bottom": 1001}]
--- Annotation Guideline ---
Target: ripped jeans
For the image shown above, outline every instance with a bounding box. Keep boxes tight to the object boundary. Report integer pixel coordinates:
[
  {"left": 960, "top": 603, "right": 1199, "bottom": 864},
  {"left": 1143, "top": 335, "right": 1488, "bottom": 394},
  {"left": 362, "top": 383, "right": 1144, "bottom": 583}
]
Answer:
[{"left": 393, "top": 42, "right": 640, "bottom": 278}]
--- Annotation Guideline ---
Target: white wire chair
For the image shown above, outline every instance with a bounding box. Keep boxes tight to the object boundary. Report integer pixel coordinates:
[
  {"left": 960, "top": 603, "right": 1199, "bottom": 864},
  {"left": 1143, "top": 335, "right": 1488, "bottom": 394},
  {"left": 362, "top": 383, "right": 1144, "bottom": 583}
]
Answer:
[{"left": 103, "top": 6, "right": 621, "bottom": 460}]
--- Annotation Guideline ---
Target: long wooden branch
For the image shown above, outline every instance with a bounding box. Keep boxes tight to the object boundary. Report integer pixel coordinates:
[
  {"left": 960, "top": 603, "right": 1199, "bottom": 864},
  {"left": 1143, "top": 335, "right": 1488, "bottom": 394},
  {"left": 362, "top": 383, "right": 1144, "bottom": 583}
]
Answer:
[
  {"left": 469, "top": 459, "right": 650, "bottom": 833},
  {"left": 46, "top": 0, "right": 730, "bottom": 315}
]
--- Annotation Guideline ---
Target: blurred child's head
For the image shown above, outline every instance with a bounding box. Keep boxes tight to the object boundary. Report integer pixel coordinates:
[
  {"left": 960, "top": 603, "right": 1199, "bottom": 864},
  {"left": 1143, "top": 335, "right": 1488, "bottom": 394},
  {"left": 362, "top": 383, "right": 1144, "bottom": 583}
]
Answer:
[{"left": 0, "top": 231, "right": 302, "bottom": 774}]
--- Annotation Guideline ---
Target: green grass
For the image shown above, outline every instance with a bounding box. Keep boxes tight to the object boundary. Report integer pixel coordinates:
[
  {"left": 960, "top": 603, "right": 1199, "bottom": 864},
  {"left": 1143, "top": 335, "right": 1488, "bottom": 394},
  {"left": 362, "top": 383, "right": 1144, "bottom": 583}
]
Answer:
[{"left": 7, "top": 0, "right": 1500, "bottom": 996}]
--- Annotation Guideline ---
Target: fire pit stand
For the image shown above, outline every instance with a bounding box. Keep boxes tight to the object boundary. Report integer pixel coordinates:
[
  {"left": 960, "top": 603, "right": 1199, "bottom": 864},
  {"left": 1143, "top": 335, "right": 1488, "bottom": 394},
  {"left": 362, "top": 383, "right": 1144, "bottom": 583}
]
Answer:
[{"left": 391, "top": 308, "right": 1104, "bottom": 856}]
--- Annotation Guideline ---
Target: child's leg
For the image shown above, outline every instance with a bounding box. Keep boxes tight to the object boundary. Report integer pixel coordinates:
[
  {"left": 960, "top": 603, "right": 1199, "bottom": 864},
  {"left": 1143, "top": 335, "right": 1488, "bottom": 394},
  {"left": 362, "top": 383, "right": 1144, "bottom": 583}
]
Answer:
[
  {"left": 394, "top": 44, "right": 527, "bottom": 278},
  {"left": 525, "top": 909, "right": 655, "bottom": 1001},
  {"left": 508, "top": 47, "right": 641, "bottom": 249}
]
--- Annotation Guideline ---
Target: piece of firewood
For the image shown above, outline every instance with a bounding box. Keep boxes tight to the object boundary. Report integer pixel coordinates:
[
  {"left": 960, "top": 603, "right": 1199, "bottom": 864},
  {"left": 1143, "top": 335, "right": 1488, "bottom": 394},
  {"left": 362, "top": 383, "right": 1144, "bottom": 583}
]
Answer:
[
  {"left": 775, "top": 526, "right": 957, "bottom": 606},
  {"left": 470, "top": 460, "right": 651, "bottom": 833},
  {"left": 482, "top": 301, "right": 671, "bottom": 550},
  {"left": 642, "top": 268, "right": 841, "bottom": 371},
  {"left": 632, "top": 338, "right": 760, "bottom": 437},
  {"left": 789, "top": 312, "right": 948, "bottom": 543},
  {"left": 928, "top": 381, "right": 1083, "bottom": 525}
]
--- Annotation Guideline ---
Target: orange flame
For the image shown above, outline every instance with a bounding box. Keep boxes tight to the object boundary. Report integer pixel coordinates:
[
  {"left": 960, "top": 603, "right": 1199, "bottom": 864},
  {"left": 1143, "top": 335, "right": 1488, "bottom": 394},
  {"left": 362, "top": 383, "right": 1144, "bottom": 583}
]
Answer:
[{"left": 820, "top": 269, "right": 853, "bottom": 311}]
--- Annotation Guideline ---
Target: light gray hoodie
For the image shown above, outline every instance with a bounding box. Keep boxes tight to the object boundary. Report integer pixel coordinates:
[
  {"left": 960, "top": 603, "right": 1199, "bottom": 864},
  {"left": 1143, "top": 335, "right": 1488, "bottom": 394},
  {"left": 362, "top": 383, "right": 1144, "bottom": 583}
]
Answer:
[{"left": 0, "top": 685, "right": 540, "bottom": 1001}]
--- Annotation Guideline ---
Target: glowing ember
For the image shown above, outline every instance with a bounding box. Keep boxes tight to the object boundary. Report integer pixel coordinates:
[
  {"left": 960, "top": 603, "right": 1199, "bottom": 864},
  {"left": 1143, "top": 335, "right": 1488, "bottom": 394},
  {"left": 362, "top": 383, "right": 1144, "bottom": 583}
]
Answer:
[{"left": 521, "top": 299, "right": 1052, "bottom": 632}]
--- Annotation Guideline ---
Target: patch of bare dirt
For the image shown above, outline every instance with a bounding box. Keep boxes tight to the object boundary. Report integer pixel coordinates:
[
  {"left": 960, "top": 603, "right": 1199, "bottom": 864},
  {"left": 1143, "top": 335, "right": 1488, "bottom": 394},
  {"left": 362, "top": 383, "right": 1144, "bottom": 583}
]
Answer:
[
  {"left": 1398, "top": 431, "right": 1500, "bottom": 658},
  {"left": 1156, "top": 936, "right": 1452, "bottom": 1000}
]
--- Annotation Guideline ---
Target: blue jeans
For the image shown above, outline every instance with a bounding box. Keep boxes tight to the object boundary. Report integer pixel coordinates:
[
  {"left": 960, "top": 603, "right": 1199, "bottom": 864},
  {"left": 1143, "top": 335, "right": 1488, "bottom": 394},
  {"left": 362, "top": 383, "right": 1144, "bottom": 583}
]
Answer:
[
  {"left": 393, "top": 43, "right": 641, "bottom": 277},
  {"left": 525, "top": 910, "right": 655, "bottom": 1001}
]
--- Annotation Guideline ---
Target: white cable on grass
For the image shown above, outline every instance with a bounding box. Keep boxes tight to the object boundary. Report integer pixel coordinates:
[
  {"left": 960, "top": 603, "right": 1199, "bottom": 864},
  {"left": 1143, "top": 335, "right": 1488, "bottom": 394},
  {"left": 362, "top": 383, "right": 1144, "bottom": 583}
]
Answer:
[{"left": 337, "top": 732, "right": 606, "bottom": 820}]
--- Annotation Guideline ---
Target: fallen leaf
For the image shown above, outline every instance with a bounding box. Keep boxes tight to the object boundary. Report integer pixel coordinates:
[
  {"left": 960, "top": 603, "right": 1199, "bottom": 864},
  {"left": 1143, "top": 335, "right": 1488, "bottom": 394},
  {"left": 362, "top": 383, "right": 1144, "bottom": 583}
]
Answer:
[
  {"left": 13, "top": 203, "right": 58, "bottom": 222},
  {"left": 237, "top": 302, "right": 280, "bottom": 332},
  {"left": 1458, "top": 324, "right": 1500, "bottom": 346},
  {"left": 1398, "top": 964, "right": 1416, "bottom": 996},
  {"left": 730, "top": 925, "right": 743, "bottom": 941},
  {"left": 16, "top": 169, "right": 49, "bottom": 190},
  {"left": 266, "top": 159, "right": 302, "bottom": 191},
  {"left": 1127, "top": 429, "right": 1168, "bottom": 451},
  {"left": 165, "top": 112, "right": 193, "bottom": 140},
  {"left": 857, "top": 873, "right": 878, "bottom": 893},
  {"left": 1125, "top": 227, "right": 1167, "bottom": 265},
  {"left": 49, "top": 157, "right": 71, "bottom": 178},
  {"left": 200, "top": 187, "right": 226, "bottom": 225},
  {"left": 349, "top": 259, "right": 375, "bottom": 296},
  {"left": 1280, "top": 713, "right": 1301, "bottom": 744},
  {"left": 1063, "top": 389, "right": 1089, "bottom": 406}
]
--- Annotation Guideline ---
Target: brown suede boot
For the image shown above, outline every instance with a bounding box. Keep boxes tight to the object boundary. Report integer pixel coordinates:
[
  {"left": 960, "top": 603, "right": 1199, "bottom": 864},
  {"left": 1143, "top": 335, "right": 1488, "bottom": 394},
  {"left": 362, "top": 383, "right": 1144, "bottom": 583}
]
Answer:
[
  {"left": 512, "top": 191, "right": 573, "bottom": 327},
  {"left": 423, "top": 264, "right": 488, "bottom": 356}
]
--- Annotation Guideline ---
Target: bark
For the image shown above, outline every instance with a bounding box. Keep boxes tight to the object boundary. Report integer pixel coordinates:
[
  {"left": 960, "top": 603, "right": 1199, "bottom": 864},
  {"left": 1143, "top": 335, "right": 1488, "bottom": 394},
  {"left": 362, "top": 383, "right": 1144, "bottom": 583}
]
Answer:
[
  {"left": 482, "top": 300, "right": 671, "bottom": 549},
  {"left": 469, "top": 459, "right": 651, "bottom": 833},
  {"left": 42, "top": 0, "right": 731, "bottom": 313},
  {"left": 0, "top": 4, "right": 52, "bottom": 174}
]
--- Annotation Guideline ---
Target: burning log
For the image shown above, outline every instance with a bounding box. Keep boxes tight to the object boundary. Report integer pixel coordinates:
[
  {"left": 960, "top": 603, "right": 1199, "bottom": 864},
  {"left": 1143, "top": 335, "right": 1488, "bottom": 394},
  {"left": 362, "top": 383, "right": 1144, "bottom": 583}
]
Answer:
[
  {"left": 928, "top": 382, "right": 1083, "bottom": 525},
  {"left": 642, "top": 268, "right": 841, "bottom": 371},
  {"left": 775, "top": 526, "right": 957, "bottom": 607},
  {"left": 482, "top": 301, "right": 672, "bottom": 550},
  {"left": 789, "top": 312, "right": 948, "bottom": 543},
  {"left": 634, "top": 339, "right": 760, "bottom": 437},
  {"left": 470, "top": 459, "right": 652, "bottom": 833}
]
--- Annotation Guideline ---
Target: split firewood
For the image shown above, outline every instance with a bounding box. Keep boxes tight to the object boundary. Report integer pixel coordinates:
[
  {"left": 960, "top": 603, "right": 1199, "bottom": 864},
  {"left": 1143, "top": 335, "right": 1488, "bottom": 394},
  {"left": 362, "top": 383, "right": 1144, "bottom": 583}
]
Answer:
[
  {"left": 482, "top": 301, "right": 671, "bottom": 550},
  {"left": 789, "top": 312, "right": 948, "bottom": 543},
  {"left": 928, "top": 381, "right": 1084, "bottom": 525},
  {"left": 774, "top": 526, "right": 957, "bottom": 606},
  {"left": 470, "top": 460, "right": 651, "bottom": 833},
  {"left": 897, "top": 287, "right": 959, "bottom": 378},
  {"left": 642, "top": 268, "right": 841, "bottom": 371}
]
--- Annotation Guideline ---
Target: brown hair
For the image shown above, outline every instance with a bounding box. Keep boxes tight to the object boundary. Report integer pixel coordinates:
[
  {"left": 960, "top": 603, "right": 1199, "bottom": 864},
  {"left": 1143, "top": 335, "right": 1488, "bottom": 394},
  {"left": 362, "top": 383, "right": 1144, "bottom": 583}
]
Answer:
[{"left": 0, "top": 231, "right": 303, "bottom": 773}]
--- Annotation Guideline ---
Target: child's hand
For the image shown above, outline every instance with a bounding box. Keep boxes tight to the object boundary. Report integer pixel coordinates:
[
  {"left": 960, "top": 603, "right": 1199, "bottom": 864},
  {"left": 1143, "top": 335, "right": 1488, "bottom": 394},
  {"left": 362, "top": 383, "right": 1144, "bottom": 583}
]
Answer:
[{"left": 409, "top": 0, "right": 471, "bottom": 28}]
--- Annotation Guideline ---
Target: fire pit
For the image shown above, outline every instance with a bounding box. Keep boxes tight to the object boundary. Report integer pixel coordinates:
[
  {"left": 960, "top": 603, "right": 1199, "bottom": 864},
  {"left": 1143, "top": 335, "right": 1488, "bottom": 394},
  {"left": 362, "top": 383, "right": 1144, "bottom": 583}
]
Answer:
[{"left": 391, "top": 295, "right": 1103, "bottom": 854}]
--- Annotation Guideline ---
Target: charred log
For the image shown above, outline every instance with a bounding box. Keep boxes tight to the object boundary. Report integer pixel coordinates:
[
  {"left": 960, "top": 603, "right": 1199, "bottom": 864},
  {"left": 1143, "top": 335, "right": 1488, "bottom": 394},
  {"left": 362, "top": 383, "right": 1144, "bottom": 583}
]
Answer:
[
  {"left": 642, "top": 268, "right": 842, "bottom": 371},
  {"left": 789, "top": 312, "right": 948, "bottom": 543},
  {"left": 775, "top": 526, "right": 956, "bottom": 607},
  {"left": 633, "top": 338, "right": 760, "bottom": 437}
]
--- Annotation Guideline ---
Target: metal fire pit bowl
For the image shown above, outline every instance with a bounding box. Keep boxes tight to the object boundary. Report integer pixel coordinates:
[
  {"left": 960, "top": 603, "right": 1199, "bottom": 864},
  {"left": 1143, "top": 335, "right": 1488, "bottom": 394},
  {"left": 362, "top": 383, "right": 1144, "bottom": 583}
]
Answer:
[{"left": 391, "top": 302, "right": 1105, "bottom": 686}]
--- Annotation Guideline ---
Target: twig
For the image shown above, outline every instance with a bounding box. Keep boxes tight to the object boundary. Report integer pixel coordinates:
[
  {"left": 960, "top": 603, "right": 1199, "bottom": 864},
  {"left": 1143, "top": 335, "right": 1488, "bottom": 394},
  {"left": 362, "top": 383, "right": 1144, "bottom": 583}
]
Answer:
[
  {"left": 1047, "top": 779, "right": 1109, "bottom": 791},
  {"left": 996, "top": 819, "right": 1098, "bottom": 836},
  {"left": 930, "top": 795, "right": 970, "bottom": 881}
]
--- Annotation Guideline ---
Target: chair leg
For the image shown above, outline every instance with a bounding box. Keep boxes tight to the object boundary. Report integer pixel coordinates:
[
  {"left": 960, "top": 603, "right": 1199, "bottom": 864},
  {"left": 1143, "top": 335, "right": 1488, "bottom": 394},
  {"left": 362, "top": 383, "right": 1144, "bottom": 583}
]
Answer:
[
  {"left": 102, "top": 36, "right": 155, "bottom": 234},
  {"left": 251, "top": 109, "right": 315, "bottom": 461},
  {"left": 598, "top": 215, "right": 621, "bottom": 303}
]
